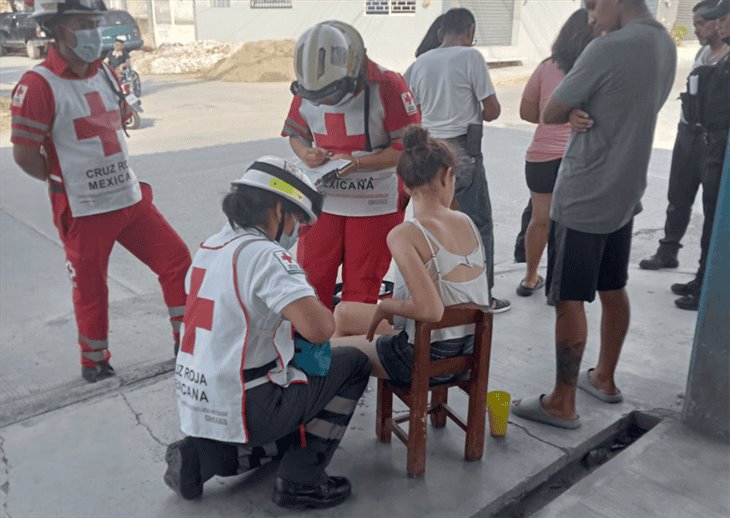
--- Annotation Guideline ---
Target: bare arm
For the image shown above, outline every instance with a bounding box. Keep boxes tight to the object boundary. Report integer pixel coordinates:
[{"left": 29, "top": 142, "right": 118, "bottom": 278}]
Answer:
[
  {"left": 13, "top": 144, "right": 48, "bottom": 181},
  {"left": 289, "top": 136, "right": 329, "bottom": 168},
  {"left": 542, "top": 96, "right": 573, "bottom": 125},
  {"left": 519, "top": 98, "right": 540, "bottom": 124},
  {"left": 332, "top": 142, "right": 403, "bottom": 175},
  {"left": 482, "top": 94, "right": 501, "bottom": 122},
  {"left": 281, "top": 296, "right": 335, "bottom": 344}
]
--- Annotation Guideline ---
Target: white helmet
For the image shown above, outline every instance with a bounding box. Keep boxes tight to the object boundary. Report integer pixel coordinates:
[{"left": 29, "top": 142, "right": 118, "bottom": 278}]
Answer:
[
  {"left": 33, "top": 0, "right": 107, "bottom": 30},
  {"left": 290, "top": 20, "right": 366, "bottom": 105},
  {"left": 232, "top": 156, "right": 323, "bottom": 224}
]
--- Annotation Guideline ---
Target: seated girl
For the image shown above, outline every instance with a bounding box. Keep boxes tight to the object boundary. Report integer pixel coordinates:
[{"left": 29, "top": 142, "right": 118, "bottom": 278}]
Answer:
[{"left": 331, "top": 125, "right": 491, "bottom": 386}]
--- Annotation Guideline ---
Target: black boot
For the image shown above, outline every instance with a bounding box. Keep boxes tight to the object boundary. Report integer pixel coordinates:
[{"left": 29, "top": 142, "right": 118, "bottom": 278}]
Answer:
[
  {"left": 272, "top": 475, "right": 351, "bottom": 509},
  {"left": 675, "top": 294, "right": 700, "bottom": 311},
  {"left": 671, "top": 279, "right": 698, "bottom": 296},
  {"left": 164, "top": 437, "right": 203, "bottom": 500},
  {"left": 81, "top": 362, "right": 115, "bottom": 383},
  {"left": 639, "top": 249, "right": 679, "bottom": 270}
]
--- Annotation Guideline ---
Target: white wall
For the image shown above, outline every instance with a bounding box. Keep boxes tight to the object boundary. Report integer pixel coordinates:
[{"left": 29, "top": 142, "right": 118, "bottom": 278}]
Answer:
[{"left": 193, "top": 0, "right": 446, "bottom": 72}]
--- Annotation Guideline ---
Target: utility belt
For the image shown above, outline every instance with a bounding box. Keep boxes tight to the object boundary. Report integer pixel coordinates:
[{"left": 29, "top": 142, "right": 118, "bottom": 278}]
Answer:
[
  {"left": 444, "top": 123, "right": 483, "bottom": 157},
  {"left": 680, "top": 121, "right": 729, "bottom": 136}
]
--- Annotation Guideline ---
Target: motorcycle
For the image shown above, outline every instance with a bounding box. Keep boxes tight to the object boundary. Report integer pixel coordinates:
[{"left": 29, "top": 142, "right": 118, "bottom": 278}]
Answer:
[{"left": 120, "top": 67, "right": 142, "bottom": 130}]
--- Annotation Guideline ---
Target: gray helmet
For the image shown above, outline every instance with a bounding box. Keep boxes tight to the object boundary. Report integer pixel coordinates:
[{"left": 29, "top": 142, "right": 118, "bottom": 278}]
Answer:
[
  {"left": 33, "top": 0, "right": 107, "bottom": 31},
  {"left": 290, "top": 20, "right": 366, "bottom": 105}
]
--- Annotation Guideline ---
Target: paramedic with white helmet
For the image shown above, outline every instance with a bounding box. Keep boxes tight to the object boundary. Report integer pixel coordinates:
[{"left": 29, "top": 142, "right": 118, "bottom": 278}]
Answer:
[
  {"left": 165, "top": 156, "right": 370, "bottom": 510},
  {"left": 282, "top": 20, "right": 421, "bottom": 309}
]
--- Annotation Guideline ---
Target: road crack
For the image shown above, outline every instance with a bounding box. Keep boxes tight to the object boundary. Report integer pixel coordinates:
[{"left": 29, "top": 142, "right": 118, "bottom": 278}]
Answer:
[
  {"left": 0, "top": 434, "right": 12, "bottom": 518},
  {"left": 508, "top": 420, "right": 570, "bottom": 454},
  {"left": 120, "top": 392, "right": 166, "bottom": 448}
]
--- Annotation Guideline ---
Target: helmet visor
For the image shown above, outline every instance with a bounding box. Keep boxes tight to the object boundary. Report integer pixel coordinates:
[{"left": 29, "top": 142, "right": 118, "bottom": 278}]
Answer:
[{"left": 291, "top": 76, "right": 354, "bottom": 106}]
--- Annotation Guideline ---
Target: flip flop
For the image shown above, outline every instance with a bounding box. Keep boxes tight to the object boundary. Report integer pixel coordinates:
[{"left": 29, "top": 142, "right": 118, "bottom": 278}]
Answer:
[
  {"left": 577, "top": 369, "right": 623, "bottom": 403},
  {"left": 516, "top": 276, "right": 545, "bottom": 297},
  {"left": 511, "top": 394, "right": 581, "bottom": 429}
]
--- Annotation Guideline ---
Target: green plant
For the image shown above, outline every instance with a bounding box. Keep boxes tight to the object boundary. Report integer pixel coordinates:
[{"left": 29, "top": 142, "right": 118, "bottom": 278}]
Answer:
[{"left": 671, "top": 23, "right": 689, "bottom": 45}]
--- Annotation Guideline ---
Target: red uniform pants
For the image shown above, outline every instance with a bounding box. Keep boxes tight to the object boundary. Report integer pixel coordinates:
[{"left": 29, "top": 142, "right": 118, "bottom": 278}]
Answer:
[
  {"left": 52, "top": 183, "right": 191, "bottom": 368},
  {"left": 297, "top": 210, "right": 404, "bottom": 310}
]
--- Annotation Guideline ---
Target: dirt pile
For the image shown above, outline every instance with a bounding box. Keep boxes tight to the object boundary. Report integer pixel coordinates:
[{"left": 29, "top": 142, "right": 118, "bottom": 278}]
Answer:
[
  {"left": 0, "top": 97, "right": 11, "bottom": 137},
  {"left": 132, "top": 41, "right": 243, "bottom": 75},
  {"left": 202, "top": 39, "right": 296, "bottom": 83}
]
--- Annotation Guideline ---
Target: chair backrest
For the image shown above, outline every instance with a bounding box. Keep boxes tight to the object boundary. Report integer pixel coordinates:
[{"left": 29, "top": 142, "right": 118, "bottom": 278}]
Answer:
[{"left": 411, "top": 307, "right": 492, "bottom": 384}]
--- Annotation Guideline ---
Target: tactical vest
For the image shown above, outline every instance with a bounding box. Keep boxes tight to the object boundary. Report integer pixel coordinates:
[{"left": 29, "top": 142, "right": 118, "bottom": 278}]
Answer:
[{"left": 681, "top": 55, "right": 730, "bottom": 132}]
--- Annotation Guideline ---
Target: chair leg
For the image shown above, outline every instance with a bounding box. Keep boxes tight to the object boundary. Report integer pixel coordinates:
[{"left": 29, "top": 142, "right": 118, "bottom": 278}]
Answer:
[
  {"left": 376, "top": 378, "right": 393, "bottom": 443},
  {"left": 430, "top": 386, "right": 448, "bottom": 428},
  {"left": 407, "top": 383, "right": 429, "bottom": 477}
]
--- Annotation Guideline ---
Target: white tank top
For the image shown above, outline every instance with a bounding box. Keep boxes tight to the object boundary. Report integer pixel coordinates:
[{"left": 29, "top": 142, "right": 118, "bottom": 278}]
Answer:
[
  {"left": 32, "top": 65, "right": 141, "bottom": 217},
  {"left": 392, "top": 215, "right": 491, "bottom": 342}
]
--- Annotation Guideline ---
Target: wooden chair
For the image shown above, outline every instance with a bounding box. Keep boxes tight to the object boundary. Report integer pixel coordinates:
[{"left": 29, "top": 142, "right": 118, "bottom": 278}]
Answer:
[{"left": 375, "top": 307, "right": 493, "bottom": 477}]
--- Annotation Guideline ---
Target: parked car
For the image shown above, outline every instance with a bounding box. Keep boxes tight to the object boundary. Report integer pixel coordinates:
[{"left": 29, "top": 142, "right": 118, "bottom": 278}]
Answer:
[
  {"left": 0, "top": 10, "right": 50, "bottom": 59},
  {"left": 101, "top": 9, "right": 143, "bottom": 53}
]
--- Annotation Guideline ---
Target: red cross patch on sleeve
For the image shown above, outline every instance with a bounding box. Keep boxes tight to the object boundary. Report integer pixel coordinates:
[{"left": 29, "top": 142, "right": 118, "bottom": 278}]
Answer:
[
  {"left": 274, "top": 251, "right": 305, "bottom": 275},
  {"left": 12, "top": 84, "right": 28, "bottom": 108},
  {"left": 401, "top": 91, "right": 418, "bottom": 116}
]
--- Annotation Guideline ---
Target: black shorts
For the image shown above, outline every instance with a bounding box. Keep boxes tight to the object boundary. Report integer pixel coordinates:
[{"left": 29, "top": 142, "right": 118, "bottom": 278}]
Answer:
[
  {"left": 525, "top": 158, "right": 561, "bottom": 194},
  {"left": 376, "top": 331, "right": 473, "bottom": 387},
  {"left": 546, "top": 218, "right": 633, "bottom": 303}
]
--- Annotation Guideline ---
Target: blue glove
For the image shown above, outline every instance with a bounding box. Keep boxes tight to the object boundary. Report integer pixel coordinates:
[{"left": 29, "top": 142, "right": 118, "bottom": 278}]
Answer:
[{"left": 293, "top": 335, "right": 331, "bottom": 377}]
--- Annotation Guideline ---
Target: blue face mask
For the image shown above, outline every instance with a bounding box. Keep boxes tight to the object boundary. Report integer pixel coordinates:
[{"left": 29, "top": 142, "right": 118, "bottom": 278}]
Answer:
[
  {"left": 278, "top": 220, "right": 300, "bottom": 251},
  {"left": 62, "top": 26, "right": 104, "bottom": 63}
]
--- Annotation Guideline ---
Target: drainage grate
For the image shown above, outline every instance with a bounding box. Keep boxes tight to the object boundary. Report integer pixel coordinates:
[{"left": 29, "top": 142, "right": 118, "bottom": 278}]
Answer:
[{"left": 496, "top": 411, "right": 662, "bottom": 518}]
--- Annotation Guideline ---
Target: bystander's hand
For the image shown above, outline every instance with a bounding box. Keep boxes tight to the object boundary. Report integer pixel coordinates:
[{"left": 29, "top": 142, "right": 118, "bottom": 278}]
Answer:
[
  {"left": 301, "top": 147, "right": 330, "bottom": 168},
  {"left": 366, "top": 304, "right": 393, "bottom": 342},
  {"left": 569, "top": 109, "right": 593, "bottom": 132}
]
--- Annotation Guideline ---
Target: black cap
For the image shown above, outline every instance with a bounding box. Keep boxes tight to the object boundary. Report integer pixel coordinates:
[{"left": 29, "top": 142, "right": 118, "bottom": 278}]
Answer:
[{"left": 702, "top": 0, "right": 730, "bottom": 20}]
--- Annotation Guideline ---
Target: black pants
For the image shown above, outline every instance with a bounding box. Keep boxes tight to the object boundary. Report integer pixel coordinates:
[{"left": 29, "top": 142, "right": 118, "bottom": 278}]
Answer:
[
  {"left": 445, "top": 135, "right": 495, "bottom": 291},
  {"left": 190, "top": 347, "right": 371, "bottom": 487},
  {"left": 659, "top": 123, "right": 704, "bottom": 253},
  {"left": 694, "top": 129, "right": 727, "bottom": 293}
]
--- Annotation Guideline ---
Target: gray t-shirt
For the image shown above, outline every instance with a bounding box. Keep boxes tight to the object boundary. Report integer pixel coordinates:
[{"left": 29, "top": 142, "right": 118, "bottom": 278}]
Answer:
[
  {"left": 550, "top": 16, "right": 677, "bottom": 234},
  {"left": 405, "top": 46, "right": 496, "bottom": 138}
]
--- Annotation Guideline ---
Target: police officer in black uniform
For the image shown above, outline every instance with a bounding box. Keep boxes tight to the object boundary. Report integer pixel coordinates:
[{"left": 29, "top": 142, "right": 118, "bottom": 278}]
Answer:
[{"left": 671, "top": 0, "right": 730, "bottom": 310}]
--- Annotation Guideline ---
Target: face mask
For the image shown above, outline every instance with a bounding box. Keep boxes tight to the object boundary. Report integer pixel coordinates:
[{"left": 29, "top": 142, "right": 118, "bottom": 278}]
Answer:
[
  {"left": 63, "top": 26, "right": 104, "bottom": 63},
  {"left": 278, "top": 220, "right": 300, "bottom": 251}
]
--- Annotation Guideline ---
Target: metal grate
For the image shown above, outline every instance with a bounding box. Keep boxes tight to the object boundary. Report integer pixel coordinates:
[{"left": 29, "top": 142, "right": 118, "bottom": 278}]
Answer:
[
  {"left": 251, "top": 0, "right": 292, "bottom": 7},
  {"left": 391, "top": 0, "right": 416, "bottom": 14},
  {"left": 366, "top": 0, "right": 390, "bottom": 15}
]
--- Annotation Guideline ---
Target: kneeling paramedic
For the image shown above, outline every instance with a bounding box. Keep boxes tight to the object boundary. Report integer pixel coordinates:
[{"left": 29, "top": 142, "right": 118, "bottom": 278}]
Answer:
[{"left": 165, "top": 157, "right": 371, "bottom": 509}]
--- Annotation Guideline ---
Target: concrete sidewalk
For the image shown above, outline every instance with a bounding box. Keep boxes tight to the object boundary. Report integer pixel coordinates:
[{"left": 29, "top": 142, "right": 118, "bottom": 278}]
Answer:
[{"left": 2, "top": 264, "right": 727, "bottom": 518}]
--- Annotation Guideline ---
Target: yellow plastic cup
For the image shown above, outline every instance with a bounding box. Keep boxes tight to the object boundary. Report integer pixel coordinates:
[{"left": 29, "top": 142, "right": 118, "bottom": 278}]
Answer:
[{"left": 487, "top": 390, "right": 511, "bottom": 437}]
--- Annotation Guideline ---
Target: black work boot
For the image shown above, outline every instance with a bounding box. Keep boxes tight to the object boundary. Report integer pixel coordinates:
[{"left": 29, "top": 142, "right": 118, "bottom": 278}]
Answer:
[
  {"left": 164, "top": 438, "right": 203, "bottom": 500},
  {"left": 81, "top": 362, "right": 115, "bottom": 383},
  {"left": 639, "top": 249, "right": 679, "bottom": 270},
  {"left": 671, "top": 279, "right": 698, "bottom": 296},
  {"left": 272, "top": 475, "right": 351, "bottom": 509},
  {"left": 675, "top": 294, "right": 700, "bottom": 311}
]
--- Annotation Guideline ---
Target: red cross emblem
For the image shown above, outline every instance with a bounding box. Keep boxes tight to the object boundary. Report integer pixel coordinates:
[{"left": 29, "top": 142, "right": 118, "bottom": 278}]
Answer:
[
  {"left": 313, "top": 113, "right": 366, "bottom": 155},
  {"left": 73, "top": 91, "right": 123, "bottom": 157},
  {"left": 180, "top": 267, "right": 215, "bottom": 355},
  {"left": 280, "top": 253, "right": 294, "bottom": 264}
]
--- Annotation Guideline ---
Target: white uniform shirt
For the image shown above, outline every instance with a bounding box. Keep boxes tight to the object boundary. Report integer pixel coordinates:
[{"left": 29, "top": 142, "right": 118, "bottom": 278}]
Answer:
[
  {"left": 406, "top": 46, "right": 495, "bottom": 139},
  {"left": 176, "top": 223, "right": 316, "bottom": 443}
]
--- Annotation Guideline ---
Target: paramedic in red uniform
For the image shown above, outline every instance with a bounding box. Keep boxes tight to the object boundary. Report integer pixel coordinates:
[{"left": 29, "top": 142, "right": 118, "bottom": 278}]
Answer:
[
  {"left": 282, "top": 20, "right": 421, "bottom": 309},
  {"left": 10, "top": 0, "right": 191, "bottom": 383}
]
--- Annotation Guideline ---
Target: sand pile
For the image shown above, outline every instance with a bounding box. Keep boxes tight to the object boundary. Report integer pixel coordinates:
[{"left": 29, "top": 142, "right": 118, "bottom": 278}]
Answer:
[
  {"left": 0, "top": 97, "right": 11, "bottom": 137},
  {"left": 132, "top": 41, "right": 243, "bottom": 75},
  {"left": 201, "top": 39, "right": 296, "bottom": 83}
]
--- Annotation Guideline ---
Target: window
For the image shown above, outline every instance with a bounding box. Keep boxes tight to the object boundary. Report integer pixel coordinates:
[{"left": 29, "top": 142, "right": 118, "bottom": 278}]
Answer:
[
  {"left": 209, "top": 0, "right": 231, "bottom": 7},
  {"left": 366, "top": 0, "right": 390, "bottom": 15},
  {"left": 250, "top": 0, "right": 293, "bottom": 7},
  {"left": 390, "top": 0, "right": 415, "bottom": 14}
]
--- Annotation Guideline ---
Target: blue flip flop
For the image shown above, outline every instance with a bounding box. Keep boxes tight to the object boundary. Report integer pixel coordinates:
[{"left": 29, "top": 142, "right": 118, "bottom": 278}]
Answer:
[{"left": 511, "top": 394, "right": 581, "bottom": 429}]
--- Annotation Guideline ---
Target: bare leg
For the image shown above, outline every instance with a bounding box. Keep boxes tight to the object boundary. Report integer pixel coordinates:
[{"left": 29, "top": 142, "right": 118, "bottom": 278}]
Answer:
[
  {"left": 589, "top": 288, "right": 629, "bottom": 395},
  {"left": 333, "top": 302, "right": 379, "bottom": 337},
  {"left": 541, "top": 300, "right": 587, "bottom": 420},
  {"left": 522, "top": 192, "right": 552, "bottom": 287},
  {"left": 330, "top": 335, "right": 390, "bottom": 379}
]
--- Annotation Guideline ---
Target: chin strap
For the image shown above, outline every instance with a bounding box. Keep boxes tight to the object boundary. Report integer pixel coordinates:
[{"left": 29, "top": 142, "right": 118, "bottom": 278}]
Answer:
[{"left": 274, "top": 213, "right": 286, "bottom": 242}]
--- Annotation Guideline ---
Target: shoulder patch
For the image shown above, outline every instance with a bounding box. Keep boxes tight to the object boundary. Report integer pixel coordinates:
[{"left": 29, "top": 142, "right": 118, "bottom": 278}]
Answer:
[
  {"left": 274, "top": 250, "right": 305, "bottom": 275},
  {"left": 401, "top": 91, "right": 418, "bottom": 116},
  {"left": 12, "top": 84, "right": 28, "bottom": 108}
]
